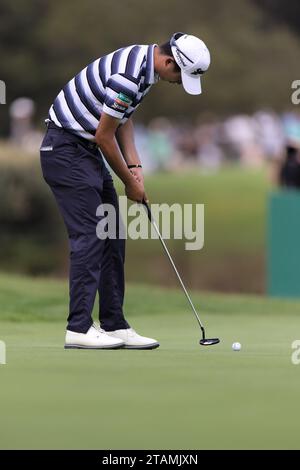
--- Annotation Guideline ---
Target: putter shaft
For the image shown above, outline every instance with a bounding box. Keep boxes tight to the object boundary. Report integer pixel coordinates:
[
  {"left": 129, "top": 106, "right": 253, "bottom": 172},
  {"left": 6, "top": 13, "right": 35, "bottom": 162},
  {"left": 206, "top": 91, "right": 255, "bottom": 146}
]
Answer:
[{"left": 143, "top": 202, "right": 205, "bottom": 333}]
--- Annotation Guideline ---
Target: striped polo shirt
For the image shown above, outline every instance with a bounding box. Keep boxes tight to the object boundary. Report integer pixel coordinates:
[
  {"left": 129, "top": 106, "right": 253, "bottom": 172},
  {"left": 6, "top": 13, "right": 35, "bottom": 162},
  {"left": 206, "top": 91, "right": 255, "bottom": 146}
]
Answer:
[{"left": 48, "top": 44, "right": 158, "bottom": 141}]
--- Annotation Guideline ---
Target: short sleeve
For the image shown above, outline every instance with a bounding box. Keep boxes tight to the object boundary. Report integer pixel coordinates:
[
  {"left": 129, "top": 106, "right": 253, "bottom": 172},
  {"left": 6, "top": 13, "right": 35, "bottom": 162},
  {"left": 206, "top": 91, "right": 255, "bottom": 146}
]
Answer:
[{"left": 102, "top": 73, "right": 139, "bottom": 120}]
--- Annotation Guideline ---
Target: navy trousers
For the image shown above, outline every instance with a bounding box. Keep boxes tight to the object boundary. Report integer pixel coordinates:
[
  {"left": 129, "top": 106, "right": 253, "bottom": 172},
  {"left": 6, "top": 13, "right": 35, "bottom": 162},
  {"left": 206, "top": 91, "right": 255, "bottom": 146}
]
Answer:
[{"left": 40, "top": 125, "right": 130, "bottom": 333}]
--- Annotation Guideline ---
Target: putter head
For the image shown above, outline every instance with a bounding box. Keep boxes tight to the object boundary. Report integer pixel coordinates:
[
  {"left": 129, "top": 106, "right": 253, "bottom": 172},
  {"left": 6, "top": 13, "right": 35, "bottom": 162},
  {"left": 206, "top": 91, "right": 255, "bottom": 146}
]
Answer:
[{"left": 199, "top": 338, "right": 220, "bottom": 346}]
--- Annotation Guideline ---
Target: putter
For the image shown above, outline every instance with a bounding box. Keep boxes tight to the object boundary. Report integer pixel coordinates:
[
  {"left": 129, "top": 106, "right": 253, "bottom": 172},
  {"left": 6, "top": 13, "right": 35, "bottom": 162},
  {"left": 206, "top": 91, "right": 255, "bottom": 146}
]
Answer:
[{"left": 142, "top": 200, "right": 220, "bottom": 347}]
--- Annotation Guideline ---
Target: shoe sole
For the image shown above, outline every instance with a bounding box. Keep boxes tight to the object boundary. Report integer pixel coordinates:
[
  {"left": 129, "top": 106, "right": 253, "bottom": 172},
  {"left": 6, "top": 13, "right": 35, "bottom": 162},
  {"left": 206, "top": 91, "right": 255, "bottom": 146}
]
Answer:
[
  {"left": 64, "top": 343, "right": 124, "bottom": 350},
  {"left": 123, "top": 343, "right": 160, "bottom": 350}
]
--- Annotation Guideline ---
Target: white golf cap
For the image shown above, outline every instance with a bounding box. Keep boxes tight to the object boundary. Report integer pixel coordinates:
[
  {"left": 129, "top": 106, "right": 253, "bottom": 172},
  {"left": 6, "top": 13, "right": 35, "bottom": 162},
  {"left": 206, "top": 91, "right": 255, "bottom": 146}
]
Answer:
[{"left": 170, "top": 32, "right": 211, "bottom": 95}]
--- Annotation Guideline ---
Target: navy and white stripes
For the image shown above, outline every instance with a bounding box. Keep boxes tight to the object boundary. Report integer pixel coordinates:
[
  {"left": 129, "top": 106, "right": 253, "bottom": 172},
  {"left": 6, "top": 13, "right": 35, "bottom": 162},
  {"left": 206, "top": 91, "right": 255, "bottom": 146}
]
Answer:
[{"left": 48, "top": 44, "right": 158, "bottom": 141}]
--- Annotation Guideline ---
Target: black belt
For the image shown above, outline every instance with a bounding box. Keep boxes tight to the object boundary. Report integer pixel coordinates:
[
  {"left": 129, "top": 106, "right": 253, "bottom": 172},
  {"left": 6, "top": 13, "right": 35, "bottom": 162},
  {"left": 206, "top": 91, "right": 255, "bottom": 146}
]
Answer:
[{"left": 45, "top": 120, "right": 98, "bottom": 150}]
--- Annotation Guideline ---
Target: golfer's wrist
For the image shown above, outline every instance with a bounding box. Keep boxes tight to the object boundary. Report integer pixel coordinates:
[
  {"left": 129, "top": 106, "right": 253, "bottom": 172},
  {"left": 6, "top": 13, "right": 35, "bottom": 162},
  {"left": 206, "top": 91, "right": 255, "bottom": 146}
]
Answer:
[
  {"left": 124, "top": 172, "right": 138, "bottom": 187},
  {"left": 127, "top": 164, "right": 142, "bottom": 169}
]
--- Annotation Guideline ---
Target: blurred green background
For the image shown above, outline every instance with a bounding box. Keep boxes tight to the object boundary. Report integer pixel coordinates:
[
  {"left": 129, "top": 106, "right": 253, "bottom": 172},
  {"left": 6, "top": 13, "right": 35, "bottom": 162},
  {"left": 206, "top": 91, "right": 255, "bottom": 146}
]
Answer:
[
  {"left": 1, "top": 0, "right": 300, "bottom": 451},
  {"left": 0, "top": 143, "right": 268, "bottom": 292},
  {"left": 0, "top": 0, "right": 300, "bottom": 130},
  {"left": 1, "top": 0, "right": 300, "bottom": 293}
]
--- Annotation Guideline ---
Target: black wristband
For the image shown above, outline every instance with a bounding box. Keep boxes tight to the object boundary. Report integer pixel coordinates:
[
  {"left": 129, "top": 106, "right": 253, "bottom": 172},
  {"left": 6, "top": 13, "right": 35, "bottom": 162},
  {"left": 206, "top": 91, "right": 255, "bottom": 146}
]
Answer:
[{"left": 128, "top": 164, "right": 142, "bottom": 169}]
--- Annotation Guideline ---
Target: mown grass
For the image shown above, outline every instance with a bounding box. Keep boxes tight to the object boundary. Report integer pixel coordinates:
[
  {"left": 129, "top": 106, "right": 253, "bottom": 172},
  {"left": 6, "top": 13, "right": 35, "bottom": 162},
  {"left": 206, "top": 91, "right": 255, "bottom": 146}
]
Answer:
[{"left": 0, "top": 272, "right": 300, "bottom": 449}]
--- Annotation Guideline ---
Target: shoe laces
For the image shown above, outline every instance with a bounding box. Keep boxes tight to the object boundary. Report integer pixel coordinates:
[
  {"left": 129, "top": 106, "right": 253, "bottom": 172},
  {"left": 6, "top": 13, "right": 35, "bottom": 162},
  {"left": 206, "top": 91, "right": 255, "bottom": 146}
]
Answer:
[
  {"left": 94, "top": 323, "right": 137, "bottom": 337},
  {"left": 92, "top": 323, "right": 106, "bottom": 334},
  {"left": 128, "top": 327, "right": 137, "bottom": 337}
]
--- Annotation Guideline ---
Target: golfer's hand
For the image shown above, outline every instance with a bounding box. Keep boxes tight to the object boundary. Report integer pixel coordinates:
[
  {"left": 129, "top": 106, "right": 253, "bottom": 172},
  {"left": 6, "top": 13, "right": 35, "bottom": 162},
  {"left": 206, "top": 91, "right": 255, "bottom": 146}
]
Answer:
[
  {"left": 129, "top": 167, "right": 144, "bottom": 185},
  {"left": 125, "top": 179, "right": 148, "bottom": 203}
]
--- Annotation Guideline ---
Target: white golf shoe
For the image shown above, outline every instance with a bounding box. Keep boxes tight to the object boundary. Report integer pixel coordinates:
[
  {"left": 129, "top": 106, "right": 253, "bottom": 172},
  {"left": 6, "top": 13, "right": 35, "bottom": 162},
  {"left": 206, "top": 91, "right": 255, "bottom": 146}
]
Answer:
[
  {"left": 104, "top": 328, "right": 159, "bottom": 350},
  {"left": 65, "top": 323, "right": 125, "bottom": 349}
]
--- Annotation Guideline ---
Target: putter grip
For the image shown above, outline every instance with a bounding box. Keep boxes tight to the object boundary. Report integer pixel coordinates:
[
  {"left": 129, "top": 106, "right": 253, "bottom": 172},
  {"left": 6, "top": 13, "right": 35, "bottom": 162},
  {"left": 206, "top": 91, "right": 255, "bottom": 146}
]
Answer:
[{"left": 142, "top": 199, "right": 152, "bottom": 222}]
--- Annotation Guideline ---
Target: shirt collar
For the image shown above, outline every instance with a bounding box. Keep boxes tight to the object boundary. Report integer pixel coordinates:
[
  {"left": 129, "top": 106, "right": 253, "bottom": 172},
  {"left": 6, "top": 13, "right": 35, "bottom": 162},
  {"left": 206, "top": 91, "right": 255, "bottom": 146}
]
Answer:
[{"left": 145, "top": 44, "right": 159, "bottom": 85}]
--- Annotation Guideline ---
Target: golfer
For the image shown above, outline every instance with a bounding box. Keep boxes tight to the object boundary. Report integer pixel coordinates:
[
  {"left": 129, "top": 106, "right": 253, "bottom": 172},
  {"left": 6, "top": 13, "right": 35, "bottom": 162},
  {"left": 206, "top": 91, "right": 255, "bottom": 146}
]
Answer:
[{"left": 40, "top": 33, "right": 210, "bottom": 350}]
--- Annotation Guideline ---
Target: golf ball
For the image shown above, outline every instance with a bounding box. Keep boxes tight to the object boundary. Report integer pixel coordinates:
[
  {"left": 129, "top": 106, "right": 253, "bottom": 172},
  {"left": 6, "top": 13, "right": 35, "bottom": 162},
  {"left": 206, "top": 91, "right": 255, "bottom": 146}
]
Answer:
[{"left": 232, "top": 342, "right": 241, "bottom": 351}]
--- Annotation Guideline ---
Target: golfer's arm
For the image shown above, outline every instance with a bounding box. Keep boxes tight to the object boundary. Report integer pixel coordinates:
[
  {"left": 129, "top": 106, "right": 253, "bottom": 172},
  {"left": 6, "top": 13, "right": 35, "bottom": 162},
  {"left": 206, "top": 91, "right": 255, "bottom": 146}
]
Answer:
[
  {"left": 95, "top": 113, "right": 133, "bottom": 186},
  {"left": 116, "top": 118, "right": 141, "bottom": 166}
]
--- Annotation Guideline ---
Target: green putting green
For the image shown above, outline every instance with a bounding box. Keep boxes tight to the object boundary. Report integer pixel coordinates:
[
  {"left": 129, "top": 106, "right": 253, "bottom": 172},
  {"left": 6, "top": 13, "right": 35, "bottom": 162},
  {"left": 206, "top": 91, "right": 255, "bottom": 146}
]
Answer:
[{"left": 0, "top": 272, "right": 300, "bottom": 449}]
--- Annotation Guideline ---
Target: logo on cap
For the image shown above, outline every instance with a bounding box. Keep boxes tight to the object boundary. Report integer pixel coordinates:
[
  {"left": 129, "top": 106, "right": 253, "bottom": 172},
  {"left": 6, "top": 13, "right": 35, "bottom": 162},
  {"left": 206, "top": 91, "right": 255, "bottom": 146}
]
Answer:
[
  {"left": 191, "top": 68, "right": 204, "bottom": 76},
  {"left": 174, "top": 49, "right": 187, "bottom": 68}
]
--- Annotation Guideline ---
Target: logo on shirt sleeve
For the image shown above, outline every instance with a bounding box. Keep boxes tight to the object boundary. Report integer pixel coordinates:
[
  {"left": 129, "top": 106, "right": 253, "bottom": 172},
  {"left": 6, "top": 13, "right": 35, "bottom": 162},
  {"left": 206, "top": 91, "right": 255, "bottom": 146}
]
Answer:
[{"left": 112, "top": 92, "right": 132, "bottom": 112}]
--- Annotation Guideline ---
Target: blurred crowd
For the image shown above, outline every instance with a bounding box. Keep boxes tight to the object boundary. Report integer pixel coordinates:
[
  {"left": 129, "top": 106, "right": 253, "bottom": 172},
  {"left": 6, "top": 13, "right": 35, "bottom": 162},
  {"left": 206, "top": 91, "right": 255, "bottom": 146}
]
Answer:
[
  {"left": 6, "top": 98, "right": 300, "bottom": 175},
  {"left": 135, "top": 111, "right": 300, "bottom": 173}
]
